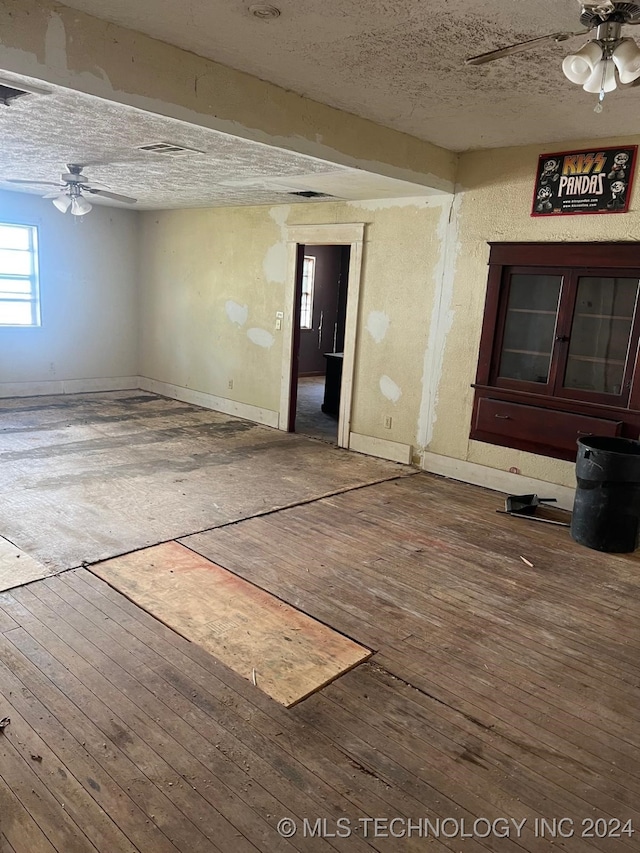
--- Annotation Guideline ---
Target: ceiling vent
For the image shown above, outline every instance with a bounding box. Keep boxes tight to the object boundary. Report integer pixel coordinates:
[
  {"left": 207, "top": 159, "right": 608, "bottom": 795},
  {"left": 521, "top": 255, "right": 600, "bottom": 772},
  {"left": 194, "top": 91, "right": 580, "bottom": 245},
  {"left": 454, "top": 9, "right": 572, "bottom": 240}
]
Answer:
[
  {"left": 0, "top": 86, "right": 31, "bottom": 107},
  {"left": 288, "top": 190, "right": 333, "bottom": 198},
  {"left": 137, "top": 141, "right": 204, "bottom": 156}
]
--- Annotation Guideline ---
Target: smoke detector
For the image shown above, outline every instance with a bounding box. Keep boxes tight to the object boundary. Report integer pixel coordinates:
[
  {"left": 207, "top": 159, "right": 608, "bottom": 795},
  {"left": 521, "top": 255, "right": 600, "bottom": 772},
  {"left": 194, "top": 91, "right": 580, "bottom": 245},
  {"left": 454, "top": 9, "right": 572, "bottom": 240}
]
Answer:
[{"left": 249, "top": 4, "right": 281, "bottom": 19}]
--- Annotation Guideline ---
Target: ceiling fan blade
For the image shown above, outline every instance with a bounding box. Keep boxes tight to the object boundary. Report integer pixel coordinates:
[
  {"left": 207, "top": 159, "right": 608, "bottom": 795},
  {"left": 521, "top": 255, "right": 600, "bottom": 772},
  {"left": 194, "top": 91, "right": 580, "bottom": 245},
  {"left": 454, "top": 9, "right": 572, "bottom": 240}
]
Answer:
[
  {"left": 85, "top": 187, "right": 137, "bottom": 204},
  {"left": 465, "top": 31, "right": 588, "bottom": 65},
  {"left": 42, "top": 190, "right": 64, "bottom": 198},
  {"left": 4, "top": 179, "right": 61, "bottom": 186}
]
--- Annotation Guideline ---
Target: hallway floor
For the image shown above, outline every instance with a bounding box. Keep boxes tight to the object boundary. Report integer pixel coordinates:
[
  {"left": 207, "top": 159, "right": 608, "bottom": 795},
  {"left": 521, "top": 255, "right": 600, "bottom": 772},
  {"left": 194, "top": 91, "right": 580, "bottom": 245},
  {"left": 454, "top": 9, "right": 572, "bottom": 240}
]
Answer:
[{"left": 295, "top": 376, "right": 338, "bottom": 443}]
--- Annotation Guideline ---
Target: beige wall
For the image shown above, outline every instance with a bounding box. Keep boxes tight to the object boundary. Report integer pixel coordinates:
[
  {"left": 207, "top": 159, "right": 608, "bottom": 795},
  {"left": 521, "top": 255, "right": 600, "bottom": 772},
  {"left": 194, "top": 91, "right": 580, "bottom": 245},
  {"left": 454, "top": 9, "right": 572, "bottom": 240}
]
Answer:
[
  {"left": 429, "top": 134, "right": 640, "bottom": 488},
  {"left": 0, "top": 190, "right": 138, "bottom": 392},
  {"left": 138, "top": 197, "right": 451, "bottom": 449}
]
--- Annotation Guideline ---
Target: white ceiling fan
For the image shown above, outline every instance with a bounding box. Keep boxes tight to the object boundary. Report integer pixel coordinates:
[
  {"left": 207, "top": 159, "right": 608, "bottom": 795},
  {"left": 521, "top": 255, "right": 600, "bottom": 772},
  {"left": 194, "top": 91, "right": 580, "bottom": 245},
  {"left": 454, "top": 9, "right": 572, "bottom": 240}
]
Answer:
[
  {"left": 5, "top": 164, "right": 137, "bottom": 216},
  {"left": 466, "top": 1, "right": 640, "bottom": 110}
]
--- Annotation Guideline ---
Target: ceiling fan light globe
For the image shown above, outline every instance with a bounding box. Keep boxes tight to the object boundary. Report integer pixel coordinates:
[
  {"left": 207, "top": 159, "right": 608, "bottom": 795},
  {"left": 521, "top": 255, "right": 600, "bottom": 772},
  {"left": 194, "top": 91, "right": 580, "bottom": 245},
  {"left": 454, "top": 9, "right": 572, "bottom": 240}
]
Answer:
[
  {"left": 582, "top": 57, "right": 617, "bottom": 93},
  {"left": 613, "top": 38, "right": 640, "bottom": 84},
  {"left": 562, "top": 41, "right": 602, "bottom": 84},
  {"left": 52, "top": 194, "right": 71, "bottom": 213},
  {"left": 70, "top": 196, "right": 92, "bottom": 216}
]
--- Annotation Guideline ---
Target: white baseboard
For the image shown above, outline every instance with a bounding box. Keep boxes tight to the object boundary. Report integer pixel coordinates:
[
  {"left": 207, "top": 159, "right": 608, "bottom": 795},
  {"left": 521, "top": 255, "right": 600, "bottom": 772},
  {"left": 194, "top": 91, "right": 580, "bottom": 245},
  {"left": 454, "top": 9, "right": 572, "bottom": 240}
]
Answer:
[
  {"left": 421, "top": 451, "right": 575, "bottom": 510},
  {"left": 0, "top": 376, "right": 140, "bottom": 398},
  {"left": 349, "top": 431, "right": 413, "bottom": 465},
  {"left": 139, "top": 377, "right": 280, "bottom": 428}
]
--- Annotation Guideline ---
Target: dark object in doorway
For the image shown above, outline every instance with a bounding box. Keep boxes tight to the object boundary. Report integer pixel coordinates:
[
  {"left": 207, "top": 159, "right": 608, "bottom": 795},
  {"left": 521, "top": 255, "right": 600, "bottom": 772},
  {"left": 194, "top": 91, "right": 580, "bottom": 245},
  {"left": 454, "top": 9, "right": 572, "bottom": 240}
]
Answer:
[
  {"left": 322, "top": 352, "right": 343, "bottom": 417},
  {"left": 0, "top": 717, "right": 10, "bottom": 733}
]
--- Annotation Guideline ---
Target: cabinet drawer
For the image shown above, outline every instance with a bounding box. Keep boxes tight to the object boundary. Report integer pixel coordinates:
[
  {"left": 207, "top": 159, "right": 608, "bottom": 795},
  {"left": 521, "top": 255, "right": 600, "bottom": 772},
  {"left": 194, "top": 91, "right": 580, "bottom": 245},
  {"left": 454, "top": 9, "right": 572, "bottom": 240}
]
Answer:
[{"left": 475, "top": 398, "right": 623, "bottom": 454}]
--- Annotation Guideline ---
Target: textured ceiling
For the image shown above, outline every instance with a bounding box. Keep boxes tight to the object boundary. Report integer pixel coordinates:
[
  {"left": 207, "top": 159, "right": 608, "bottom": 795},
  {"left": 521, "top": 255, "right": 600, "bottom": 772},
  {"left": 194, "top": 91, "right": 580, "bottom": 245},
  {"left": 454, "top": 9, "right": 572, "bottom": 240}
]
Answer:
[
  {"left": 48, "top": 0, "right": 640, "bottom": 151},
  {"left": 0, "top": 74, "right": 437, "bottom": 209}
]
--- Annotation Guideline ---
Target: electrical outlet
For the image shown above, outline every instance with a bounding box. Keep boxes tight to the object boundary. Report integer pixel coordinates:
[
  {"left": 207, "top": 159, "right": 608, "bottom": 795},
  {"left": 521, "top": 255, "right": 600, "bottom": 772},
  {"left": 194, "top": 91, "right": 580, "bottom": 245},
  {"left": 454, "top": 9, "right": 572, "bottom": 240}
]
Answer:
[
  {"left": 384, "top": 416, "right": 392, "bottom": 429},
  {"left": 275, "top": 318, "right": 282, "bottom": 330},
  {"left": 228, "top": 379, "right": 234, "bottom": 390}
]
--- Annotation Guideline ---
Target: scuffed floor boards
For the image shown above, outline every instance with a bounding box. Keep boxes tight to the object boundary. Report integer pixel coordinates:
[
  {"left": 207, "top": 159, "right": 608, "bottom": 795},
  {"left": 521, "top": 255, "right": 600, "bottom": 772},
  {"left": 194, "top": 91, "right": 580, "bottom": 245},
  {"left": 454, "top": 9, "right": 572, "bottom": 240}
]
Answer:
[{"left": 0, "top": 536, "right": 51, "bottom": 592}]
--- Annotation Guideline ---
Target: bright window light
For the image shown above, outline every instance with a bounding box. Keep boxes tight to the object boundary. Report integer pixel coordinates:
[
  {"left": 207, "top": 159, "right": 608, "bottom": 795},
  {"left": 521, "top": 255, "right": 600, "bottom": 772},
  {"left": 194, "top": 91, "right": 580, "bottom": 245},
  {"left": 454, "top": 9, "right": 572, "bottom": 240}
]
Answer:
[
  {"left": 0, "top": 223, "right": 40, "bottom": 327},
  {"left": 300, "top": 256, "right": 315, "bottom": 330}
]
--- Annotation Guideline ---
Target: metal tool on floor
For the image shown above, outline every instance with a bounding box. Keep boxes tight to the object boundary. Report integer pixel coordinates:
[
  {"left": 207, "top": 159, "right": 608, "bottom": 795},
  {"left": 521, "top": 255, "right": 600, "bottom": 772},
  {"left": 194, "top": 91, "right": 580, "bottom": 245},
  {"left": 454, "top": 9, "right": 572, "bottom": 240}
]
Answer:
[{"left": 497, "top": 494, "right": 571, "bottom": 527}]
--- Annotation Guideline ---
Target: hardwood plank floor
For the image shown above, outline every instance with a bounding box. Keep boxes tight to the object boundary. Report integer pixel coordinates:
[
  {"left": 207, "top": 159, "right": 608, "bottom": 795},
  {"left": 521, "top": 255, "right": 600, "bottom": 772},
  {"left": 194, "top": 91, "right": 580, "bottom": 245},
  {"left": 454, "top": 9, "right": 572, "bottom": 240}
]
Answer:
[{"left": 1, "top": 470, "right": 639, "bottom": 851}]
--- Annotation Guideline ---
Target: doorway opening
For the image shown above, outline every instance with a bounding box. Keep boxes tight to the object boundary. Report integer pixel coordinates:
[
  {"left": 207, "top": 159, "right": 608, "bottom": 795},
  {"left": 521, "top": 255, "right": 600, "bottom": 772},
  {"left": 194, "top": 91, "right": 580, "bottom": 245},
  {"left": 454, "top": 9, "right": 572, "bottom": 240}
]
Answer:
[
  {"left": 291, "top": 245, "right": 350, "bottom": 442},
  {"left": 280, "top": 223, "right": 364, "bottom": 449}
]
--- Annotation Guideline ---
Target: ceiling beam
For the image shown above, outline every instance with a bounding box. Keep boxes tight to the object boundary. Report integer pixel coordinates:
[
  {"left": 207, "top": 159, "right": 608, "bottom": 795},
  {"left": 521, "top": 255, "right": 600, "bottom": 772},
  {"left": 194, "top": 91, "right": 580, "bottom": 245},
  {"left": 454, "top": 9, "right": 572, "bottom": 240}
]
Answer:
[{"left": 0, "top": 0, "right": 457, "bottom": 193}]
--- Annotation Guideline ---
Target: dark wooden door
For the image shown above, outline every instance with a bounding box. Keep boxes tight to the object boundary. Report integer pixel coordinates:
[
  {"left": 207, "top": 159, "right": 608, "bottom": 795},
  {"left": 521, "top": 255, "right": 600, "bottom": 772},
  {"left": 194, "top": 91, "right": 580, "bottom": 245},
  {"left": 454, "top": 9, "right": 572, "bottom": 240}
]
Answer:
[{"left": 298, "top": 245, "right": 344, "bottom": 375}]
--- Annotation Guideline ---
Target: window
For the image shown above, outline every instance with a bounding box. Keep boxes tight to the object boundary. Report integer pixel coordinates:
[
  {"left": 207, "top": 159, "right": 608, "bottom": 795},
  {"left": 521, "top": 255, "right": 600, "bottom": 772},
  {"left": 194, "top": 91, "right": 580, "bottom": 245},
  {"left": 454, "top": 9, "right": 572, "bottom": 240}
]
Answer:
[
  {"left": 299, "top": 255, "right": 315, "bottom": 329},
  {"left": 472, "top": 243, "right": 640, "bottom": 460},
  {"left": 0, "top": 223, "right": 40, "bottom": 326}
]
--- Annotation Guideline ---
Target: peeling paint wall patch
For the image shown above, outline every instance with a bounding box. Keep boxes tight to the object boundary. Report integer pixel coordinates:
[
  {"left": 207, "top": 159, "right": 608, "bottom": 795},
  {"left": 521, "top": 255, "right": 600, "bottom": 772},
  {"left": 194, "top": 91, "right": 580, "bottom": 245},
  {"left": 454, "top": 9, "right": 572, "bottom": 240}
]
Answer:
[
  {"left": 225, "top": 300, "right": 248, "bottom": 326},
  {"left": 380, "top": 375, "right": 401, "bottom": 403},
  {"left": 247, "top": 327, "right": 275, "bottom": 348},
  {"left": 366, "top": 311, "right": 390, "bottom": 343},
  {"left": 45, "top": 12, "right": 68, "bottom": 69},
  {"left": 263, "top": 242, "right": 287, "bottom": 284},
  {"left": 269, "top": 205, "right": 290, "bottom": 228}
]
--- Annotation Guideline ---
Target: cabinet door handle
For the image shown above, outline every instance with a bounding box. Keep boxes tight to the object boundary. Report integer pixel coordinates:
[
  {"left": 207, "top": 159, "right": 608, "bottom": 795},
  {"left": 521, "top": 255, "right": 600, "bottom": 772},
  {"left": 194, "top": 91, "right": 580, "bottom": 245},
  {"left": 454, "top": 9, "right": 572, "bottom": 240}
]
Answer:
[{"left": 495, "top": 414, "right": 511, "bottom": 419}]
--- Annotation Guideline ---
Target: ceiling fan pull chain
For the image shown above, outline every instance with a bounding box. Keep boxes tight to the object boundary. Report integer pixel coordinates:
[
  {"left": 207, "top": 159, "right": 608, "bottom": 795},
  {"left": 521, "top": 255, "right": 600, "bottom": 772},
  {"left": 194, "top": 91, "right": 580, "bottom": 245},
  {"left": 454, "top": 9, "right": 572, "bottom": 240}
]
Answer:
[{"left": 595, "top": 59, "right": 608, "bottom": 111}]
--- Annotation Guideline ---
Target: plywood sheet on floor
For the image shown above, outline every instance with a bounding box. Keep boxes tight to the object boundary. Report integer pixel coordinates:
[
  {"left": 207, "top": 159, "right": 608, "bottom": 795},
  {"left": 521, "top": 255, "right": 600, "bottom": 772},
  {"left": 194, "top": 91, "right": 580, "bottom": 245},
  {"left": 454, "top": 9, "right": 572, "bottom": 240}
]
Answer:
[
  {"left": 0, "top": 537, "right": 51, "bottom": 592},
  {"left": 0, "top": 391, "right": 409, "bottom": 571},
  {"left": 91, "top": 541, "right": 371, "bottom": 706}
]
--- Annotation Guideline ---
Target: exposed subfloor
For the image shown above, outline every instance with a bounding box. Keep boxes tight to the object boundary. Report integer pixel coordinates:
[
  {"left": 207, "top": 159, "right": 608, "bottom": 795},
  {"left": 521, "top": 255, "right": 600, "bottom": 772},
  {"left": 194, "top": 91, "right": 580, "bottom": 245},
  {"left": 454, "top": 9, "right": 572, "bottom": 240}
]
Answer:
[
  {"left": 1, "top": 394, "right": 639, "bottom": 852},
  {"left": 0, "top": 391, "right": 403, "bottom": 572}
]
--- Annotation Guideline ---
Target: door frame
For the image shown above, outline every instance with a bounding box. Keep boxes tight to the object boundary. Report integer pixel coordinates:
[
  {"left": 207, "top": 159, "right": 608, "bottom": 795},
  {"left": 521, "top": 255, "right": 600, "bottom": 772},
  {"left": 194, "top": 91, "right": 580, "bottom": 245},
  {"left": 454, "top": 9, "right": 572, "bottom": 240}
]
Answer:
[{"left": 279, "top": 223, "right": 365, "bottom": 448}]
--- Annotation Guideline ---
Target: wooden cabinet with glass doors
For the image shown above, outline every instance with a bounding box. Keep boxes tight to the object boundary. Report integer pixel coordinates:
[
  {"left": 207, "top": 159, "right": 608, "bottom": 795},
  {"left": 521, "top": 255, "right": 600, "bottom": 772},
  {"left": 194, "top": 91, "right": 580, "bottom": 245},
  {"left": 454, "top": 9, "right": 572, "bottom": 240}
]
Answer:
[{"left": 471, "top": 243, "right": 640, "bottom": 460}]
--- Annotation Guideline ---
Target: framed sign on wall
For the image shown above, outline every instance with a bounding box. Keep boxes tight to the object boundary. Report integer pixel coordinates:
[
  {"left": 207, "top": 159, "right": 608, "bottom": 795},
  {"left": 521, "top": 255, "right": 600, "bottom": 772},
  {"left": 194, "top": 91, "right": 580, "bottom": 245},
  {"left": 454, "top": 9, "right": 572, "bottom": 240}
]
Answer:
[{"left": 531, "top": 145, "right": 637, "bottom": 216}]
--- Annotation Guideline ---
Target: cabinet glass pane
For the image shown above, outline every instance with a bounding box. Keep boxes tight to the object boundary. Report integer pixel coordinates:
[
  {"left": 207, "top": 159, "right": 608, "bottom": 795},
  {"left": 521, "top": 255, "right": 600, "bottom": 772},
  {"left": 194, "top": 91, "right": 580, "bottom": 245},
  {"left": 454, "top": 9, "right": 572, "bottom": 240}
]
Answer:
[
  {"left": 498, "top": 274, "right": 562, "bottom": 383},
  {"left": 563, "top": 276, "right": 639, "bottom": 395}
]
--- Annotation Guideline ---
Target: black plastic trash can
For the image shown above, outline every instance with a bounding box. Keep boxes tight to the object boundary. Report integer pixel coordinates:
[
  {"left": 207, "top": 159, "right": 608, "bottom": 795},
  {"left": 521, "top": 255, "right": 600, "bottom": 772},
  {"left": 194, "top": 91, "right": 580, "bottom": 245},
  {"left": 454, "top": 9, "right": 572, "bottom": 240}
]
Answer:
[{"left": 571, "top": 436, "right": 640, "bottom": 553}]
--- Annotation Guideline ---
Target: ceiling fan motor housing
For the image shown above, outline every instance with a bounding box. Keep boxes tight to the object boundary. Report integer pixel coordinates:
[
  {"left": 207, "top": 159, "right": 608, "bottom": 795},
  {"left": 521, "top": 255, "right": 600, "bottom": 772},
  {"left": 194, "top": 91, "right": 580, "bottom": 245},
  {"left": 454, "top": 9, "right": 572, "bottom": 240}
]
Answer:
[
  {"left": 61, "top": 164, "right": 87, "bottom": 184},
  {"left": 580, "top": 2, "right": 640, "bottom": 27}
]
